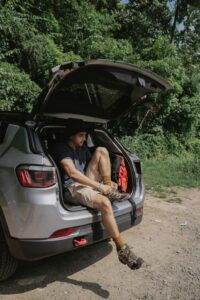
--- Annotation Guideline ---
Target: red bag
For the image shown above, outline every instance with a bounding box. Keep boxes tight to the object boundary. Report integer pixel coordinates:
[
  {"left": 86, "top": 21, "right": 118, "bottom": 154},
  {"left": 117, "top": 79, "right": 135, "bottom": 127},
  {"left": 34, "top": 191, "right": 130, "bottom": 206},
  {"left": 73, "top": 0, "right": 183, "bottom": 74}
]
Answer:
[
  {"left": 118, "top": 157, "right": 128, "bottom": 192},
  {"left": 111, "top": 154, "right": 128, "bottom": 192}
]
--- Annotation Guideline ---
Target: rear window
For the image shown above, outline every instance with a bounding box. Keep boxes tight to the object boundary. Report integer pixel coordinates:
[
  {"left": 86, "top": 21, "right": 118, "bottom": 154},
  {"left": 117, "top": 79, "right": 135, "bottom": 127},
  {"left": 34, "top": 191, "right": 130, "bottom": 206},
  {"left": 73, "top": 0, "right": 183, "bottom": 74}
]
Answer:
[
  {"left": 40, "top": 64, "right": 159, "bottom": 120},
  {"left": 61, "top": 82, "right": 126, "bottom": 109},
  {"left": 43, "top": 81, "right": 132, "bottom": 120}
]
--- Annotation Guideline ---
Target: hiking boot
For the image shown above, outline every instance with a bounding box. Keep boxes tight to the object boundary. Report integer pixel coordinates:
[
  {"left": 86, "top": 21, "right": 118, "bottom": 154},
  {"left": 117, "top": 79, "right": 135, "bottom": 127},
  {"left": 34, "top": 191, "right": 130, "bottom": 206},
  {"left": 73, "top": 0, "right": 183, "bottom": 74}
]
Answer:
[
  {"left": 108, "top": 189, "right": 130, "bottom": 202},
  {"left": 118, "top": 244, "right": 144, "bottom": 270}
]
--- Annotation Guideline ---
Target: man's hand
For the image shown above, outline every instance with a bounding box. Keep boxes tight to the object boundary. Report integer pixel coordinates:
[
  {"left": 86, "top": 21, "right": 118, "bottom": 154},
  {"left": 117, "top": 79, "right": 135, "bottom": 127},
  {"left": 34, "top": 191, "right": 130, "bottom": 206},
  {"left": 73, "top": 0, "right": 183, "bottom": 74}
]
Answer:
[
  {"left": 98, "top": 184, "right": 112, "bottom": 195},
  {"left": 111, "top": 181, "right": 118, "bottom": 190}
]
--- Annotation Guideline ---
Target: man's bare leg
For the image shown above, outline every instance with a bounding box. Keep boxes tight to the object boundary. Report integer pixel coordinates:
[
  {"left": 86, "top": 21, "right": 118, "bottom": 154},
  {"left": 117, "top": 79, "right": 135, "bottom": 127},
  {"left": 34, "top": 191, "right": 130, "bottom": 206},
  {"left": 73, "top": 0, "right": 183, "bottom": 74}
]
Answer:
[
  {"left": 93, "top": 193, "right": 144, "bottom": 269},
  {"left": 86, "top": 147, "right": 117, "bottom": 187},
  {"left": 86, "top": 148, "right": 131, "bottom": 252},
  {"left": 93, "top": 193, "right": 125, "bottom": 248}
]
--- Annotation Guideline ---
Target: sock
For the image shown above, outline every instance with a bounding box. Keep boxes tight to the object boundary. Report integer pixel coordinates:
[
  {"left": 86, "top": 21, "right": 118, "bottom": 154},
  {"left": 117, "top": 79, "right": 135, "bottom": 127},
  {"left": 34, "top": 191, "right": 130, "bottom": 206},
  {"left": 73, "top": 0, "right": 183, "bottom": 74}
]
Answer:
[
  {"left": 103, "top": 176, "right": 112, "bottom": 186},
  {"left": 113, "top": 235, "right": 126, "bottom": 250}
]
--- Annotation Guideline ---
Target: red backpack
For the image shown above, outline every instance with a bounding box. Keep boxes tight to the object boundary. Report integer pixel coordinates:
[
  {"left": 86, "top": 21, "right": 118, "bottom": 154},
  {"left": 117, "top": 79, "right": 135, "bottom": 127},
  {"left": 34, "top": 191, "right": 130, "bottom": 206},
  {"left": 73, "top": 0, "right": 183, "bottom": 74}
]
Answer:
[{"left": 112, "top": 154, "right": 128, "bottom": 192}]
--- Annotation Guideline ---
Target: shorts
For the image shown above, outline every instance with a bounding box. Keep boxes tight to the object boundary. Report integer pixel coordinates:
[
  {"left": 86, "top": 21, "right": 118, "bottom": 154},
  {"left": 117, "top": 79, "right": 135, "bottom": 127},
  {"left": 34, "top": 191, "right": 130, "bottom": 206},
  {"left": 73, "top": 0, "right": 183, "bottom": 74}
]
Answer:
[
  {"left": 63, "top": 154, "right": 102, "bottom": 208},
  {"left": 65, "top": 183, "right": 100, "bottom": 208}
]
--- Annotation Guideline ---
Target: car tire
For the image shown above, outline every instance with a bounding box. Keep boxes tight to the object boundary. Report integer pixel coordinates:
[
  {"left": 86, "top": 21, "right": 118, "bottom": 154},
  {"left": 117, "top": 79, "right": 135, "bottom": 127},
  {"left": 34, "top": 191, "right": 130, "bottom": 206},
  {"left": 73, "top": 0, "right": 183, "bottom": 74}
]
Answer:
[{"left": 0, "top": 225, "right": 18, "bottom": 281}]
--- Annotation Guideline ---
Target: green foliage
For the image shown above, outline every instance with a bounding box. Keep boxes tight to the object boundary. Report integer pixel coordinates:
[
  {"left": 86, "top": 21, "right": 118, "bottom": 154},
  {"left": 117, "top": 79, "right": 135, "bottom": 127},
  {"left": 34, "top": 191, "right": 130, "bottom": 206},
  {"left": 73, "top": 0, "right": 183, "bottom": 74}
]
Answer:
[
  {"left": 0, "top": 6, "right": 81, "bottom": 86},
  {"left": 185, "top": 138, "right": 200, "bottom": 156},
  {"left": 0, "top": 62, "right": 40, "bottom": 112},
  {"left": 120, "top": 132, "right": 167, "bottom": 159},
  {"left": 120, "top": 130, "right": 199, "bottom": 160},
  {"left": 0, "top": 0, "right": 199, "bottom": 163},
  {"left": 114, "top": 35, "right": 200, "bottom": 144},
  {"left": 81, "top": 36, "right": 132, "bottom": 59},
  {"left": 59, "top": 1, "right": 120, "bottom": 55},
  {"left": 23, "top": 36, "right": 81, "bottom": 85},
  {"left": 143, "top": 153, "right": 200, "bottom": 188},
  {"left": 116, "top": 0, "right": 172, "bottom": 50},
  {"left": 89, "top": 0, "right": 119, "bottom": 11},
  {"left": 0, "top": 7, "right": 35, "bottom": 62}
]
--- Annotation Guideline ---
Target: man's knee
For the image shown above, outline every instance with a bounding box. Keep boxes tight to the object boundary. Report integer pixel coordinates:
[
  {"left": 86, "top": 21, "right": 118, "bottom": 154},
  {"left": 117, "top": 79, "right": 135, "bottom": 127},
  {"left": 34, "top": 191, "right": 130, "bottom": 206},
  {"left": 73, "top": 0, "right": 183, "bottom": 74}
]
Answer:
[
  {"left": 100, "top": 198, "right": 113, "bottom": 215},
  {"left": 95, "top": 146, "right": 109, "bottom": 157},
  {"left": 93, "top": 195, "right": 112, "bottom": 214}
]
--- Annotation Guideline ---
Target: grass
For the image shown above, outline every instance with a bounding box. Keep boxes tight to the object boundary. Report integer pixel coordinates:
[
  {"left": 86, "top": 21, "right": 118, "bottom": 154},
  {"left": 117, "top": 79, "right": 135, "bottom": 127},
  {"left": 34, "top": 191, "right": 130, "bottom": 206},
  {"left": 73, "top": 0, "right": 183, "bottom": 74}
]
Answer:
[{"left": 142, "top": 154, "right": 200, "bottom": 190}]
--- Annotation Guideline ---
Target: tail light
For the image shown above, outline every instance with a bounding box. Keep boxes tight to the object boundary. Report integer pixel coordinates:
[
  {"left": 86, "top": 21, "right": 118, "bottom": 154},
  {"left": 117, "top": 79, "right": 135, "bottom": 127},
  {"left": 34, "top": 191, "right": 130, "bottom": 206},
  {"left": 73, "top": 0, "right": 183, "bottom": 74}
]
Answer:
[
  {"left": 136, "top": 206, "right": 143, "bottom": 216},
  {"left": 50, "top": 227, "right": 75, "bottom": 238},
  {"left": 16, "top": 165, "right": 56, "bottom": 188}
]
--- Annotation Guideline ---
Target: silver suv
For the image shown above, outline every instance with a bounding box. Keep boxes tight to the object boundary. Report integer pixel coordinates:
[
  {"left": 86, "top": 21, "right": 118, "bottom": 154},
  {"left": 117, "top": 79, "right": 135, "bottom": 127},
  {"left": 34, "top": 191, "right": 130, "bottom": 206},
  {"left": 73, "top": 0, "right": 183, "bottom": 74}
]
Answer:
[{"left": 0, "top": 60, "right": 170, "bottom": 280}]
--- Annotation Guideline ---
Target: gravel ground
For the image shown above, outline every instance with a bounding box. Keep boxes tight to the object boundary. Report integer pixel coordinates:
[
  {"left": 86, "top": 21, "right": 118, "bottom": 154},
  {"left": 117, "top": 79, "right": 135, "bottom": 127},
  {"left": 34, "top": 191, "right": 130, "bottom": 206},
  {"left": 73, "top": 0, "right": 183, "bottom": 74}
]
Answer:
[{"left": 0, "top": 187, "right": 199, "bottom": 300}]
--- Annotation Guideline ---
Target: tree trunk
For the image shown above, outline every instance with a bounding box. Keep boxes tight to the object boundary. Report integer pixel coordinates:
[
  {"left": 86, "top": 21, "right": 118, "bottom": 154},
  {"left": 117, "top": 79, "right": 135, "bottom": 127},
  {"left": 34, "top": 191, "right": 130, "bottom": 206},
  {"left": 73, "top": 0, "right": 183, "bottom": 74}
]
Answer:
[{"left": 170, "top": 0, "right": 180, "bottom": 44}]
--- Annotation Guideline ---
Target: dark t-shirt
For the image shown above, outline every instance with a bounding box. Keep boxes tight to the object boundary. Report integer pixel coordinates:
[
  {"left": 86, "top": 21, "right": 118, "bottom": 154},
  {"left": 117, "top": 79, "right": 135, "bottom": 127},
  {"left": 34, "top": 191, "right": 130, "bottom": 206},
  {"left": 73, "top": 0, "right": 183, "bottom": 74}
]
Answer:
[{"left": 50, "top": 143, "right": 91, "bottom": 188}]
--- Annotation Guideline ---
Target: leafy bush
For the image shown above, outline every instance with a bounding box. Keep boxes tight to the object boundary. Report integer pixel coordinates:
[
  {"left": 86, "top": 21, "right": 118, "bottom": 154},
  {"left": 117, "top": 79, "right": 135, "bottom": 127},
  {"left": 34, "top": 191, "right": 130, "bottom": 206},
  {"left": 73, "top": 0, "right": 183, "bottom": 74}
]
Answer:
[
  {"left": 0, "top": 6, "right": 81, "bottom": 87},
  {"left": 0, "top": 62, "right": 41, "bottom": 112},
  {"left": 81, "top": 36, "right": 133, "bottom": 60},
  {"left": 23, "top": 36, "right": 81, "bottom": 86},
  {"left": 120, "top": 131, "right": 168, "bottom": 159},
  {"left": 119, "top": 130, "right": 198, "bottom": 160},
  {"left": 185, "top": 138, "right": 200, "bottom": 156}
]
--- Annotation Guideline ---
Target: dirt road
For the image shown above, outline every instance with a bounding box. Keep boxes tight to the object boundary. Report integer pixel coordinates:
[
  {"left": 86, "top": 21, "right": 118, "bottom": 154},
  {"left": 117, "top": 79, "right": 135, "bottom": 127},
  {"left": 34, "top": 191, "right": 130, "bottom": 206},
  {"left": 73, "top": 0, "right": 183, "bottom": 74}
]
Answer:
[{"left": 0, "top": 187, "right": 199, "bottom": 300}]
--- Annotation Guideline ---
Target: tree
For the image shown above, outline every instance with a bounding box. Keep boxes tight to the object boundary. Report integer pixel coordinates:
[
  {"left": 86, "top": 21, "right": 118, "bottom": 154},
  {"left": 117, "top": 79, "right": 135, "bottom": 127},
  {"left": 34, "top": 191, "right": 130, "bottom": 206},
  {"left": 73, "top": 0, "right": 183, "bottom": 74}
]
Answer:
[
  {"left": 0, "top": 62, "right": 40, "bottom": 112},
  {"left": 113, "top": 36, "right": 200, "bottom": 147},
  {"left": 170, "top": 0, "right": 200, "bottom": 48},
  {"left": 115, "top": 0, "right": 172, "bottom": 51},
  {"left": 0, "top": 4, "right": 81, "bottom": 86},
  {"left": 0, "top": 0, "right": 199, "bottom": 156}
]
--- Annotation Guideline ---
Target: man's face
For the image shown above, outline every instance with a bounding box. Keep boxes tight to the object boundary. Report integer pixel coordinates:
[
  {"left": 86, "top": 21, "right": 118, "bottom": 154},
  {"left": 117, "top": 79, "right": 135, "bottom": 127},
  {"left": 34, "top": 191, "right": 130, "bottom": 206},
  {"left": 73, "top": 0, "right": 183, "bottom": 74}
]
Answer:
[{"left": 69, "top": 132, "right": 87, "bottom": 147}]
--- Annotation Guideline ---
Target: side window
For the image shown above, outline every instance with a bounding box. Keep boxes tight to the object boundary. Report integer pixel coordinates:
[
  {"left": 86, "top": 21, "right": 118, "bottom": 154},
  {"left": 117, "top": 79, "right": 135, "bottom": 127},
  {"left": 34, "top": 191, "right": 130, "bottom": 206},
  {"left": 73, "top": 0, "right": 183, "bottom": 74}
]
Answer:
[{"left": 0, "top": 121, "right": 8, "bottom": 144}]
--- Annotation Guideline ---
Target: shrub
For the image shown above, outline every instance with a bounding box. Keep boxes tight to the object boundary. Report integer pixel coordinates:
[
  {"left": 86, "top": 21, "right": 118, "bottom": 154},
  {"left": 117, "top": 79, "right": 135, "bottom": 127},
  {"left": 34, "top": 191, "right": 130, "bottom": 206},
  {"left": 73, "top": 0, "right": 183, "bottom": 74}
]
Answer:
[
  {"left": 120, "top": 133, "right": 168, "bottom": 159},
  {"left": 0, "top": 62, "right": 41, "bottom": 112}
]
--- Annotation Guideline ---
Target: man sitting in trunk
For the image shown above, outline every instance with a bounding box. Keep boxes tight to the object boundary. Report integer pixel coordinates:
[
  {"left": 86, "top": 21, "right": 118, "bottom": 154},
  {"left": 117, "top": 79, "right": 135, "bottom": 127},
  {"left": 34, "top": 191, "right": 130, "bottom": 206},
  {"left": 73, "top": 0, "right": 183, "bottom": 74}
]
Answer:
[{"left": 50, "top": 119, "right": 143, "bottom": 270}]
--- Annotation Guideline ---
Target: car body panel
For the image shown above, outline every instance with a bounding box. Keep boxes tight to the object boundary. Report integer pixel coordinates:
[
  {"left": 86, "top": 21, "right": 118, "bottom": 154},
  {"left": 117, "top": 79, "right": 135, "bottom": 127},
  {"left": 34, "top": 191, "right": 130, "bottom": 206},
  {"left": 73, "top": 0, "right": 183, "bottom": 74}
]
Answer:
[
  {"left": 6, "top": 212, "right": 142, "bottom": 261},
  {"left": 0, "top": 125, "right": 144, "bottom": 240}
]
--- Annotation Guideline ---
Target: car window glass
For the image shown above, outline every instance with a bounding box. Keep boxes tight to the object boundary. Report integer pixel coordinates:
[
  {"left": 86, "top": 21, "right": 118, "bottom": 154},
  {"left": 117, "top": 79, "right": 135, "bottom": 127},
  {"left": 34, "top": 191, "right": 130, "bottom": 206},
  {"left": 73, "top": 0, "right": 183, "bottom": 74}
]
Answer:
[
  {"left": 46, "top": 82, "right": 132, "bottom": 120},
  {"left": 0, "top": 121, "right": 8, "bottom": 144}
]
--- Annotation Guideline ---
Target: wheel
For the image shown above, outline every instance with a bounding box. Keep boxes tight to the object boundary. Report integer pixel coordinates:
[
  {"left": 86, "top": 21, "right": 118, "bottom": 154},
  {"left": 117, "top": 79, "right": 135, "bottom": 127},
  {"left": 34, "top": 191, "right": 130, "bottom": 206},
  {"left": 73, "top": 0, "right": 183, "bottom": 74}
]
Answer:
[{"left": 0, "top": 225, "right": 18, "bottom": 281}]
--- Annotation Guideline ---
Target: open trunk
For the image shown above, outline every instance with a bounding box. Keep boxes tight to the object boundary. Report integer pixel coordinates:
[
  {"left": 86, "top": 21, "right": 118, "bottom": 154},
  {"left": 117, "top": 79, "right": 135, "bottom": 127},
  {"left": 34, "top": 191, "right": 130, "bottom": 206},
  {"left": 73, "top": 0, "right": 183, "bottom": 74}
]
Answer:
[
  {"left": 38, "top": 123, "right": 137, "bottom": 211},
  {"left": 33, "top": 59, "right": 170, "bottom": 213},
  {"left": 33, "top": 60, "right": 171, "bottom": 123}
]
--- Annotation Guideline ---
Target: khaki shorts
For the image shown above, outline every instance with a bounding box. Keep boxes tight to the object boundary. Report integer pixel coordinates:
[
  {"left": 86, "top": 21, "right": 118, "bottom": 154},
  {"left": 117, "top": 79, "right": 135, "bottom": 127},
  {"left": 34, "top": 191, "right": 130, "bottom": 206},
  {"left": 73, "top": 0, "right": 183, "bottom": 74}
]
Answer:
[
  {"left": 66, "top": 183, "right": 100, "bottom": 208},
  {"left": 64, "top": 158, "right": 102, "bottom": 208}
]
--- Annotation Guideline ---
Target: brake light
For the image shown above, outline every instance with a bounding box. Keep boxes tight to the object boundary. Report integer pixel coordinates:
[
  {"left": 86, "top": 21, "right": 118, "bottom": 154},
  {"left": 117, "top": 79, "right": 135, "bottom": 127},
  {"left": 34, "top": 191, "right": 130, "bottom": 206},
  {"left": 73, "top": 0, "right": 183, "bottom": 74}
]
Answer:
[
  {"left": 50, "top": 227, "right": 75, "bottom": 238},
  {"left": 16, "top": 166, "right": 56, "bottom": 188},
  {"left": 136, "top": 206, "right": 143, "bottom": 215}
]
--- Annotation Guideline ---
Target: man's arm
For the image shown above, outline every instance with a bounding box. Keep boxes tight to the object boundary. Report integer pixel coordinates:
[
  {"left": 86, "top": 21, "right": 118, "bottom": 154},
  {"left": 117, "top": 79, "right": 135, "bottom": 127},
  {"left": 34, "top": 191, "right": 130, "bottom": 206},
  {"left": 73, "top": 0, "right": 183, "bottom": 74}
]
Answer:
[{"left": 60, "top": 158, "right": 111, "bottom": 195}]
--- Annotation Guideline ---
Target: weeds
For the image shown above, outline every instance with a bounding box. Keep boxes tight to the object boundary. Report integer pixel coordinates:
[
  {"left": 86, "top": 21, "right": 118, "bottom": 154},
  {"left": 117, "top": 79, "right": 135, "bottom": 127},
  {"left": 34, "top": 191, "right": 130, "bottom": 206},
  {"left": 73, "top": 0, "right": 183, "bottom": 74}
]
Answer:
[
  {"left": 142, "top": 153, "right": 200, "bottom": 189},
  {"left": 120, "top": 134, "right": 200, "bottom": 188}
]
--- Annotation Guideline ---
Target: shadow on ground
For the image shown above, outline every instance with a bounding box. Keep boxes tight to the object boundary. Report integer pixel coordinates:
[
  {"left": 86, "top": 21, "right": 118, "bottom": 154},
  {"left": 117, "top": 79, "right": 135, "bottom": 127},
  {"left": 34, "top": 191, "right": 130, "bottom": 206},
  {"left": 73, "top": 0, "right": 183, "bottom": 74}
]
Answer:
[{"left": 0, "top": 240, "right": 112, "bottom": 298}]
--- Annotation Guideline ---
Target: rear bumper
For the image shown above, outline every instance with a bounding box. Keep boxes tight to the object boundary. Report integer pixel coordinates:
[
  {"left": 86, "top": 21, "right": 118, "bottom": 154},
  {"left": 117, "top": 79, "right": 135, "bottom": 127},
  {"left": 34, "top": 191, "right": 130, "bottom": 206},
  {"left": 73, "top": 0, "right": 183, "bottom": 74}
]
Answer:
[{"left": 6, "top": 212, "right": 143, "bottom": 261}]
